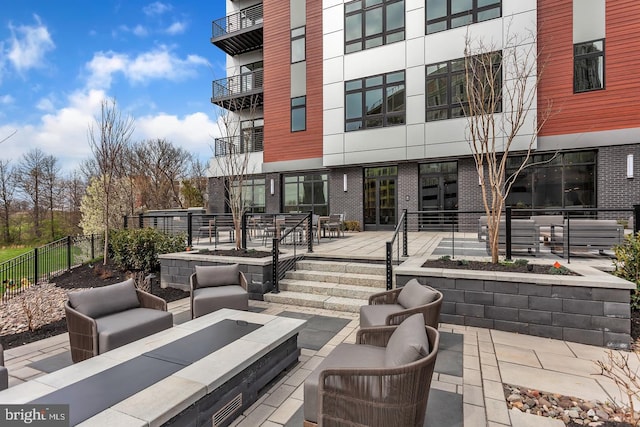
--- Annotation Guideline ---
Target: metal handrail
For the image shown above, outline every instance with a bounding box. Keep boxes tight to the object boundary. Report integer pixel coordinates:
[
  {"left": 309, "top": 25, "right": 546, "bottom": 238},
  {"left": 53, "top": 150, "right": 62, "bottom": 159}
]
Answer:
[
  {"left": 215, "top": 134, "right": 264, "bottom": 157},
  {"left": 271, "top": 213, "right": 312, "bottom": 294},
  {"left": 212, "top": 69, "right": 264, "bottom": 100},
  {"left": 385, "top": 209, "right": 407, "bottom": 290},
  {"left": 212, "top": 3, "right": 264, "bottom": 38}
]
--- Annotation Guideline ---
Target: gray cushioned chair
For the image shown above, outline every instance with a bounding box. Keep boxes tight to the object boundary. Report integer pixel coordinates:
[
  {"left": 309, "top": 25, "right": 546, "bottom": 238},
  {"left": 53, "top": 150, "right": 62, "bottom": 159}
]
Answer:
[
  {"left": 65, "top": 278, "right": 173, "bottom": 363},
  {"left": 190, "top": 264, "right": 249, "bottom": 319},
  {"left": 303, "top": 314, "right": 440, "bottom": 427},
  {"left": 360, "top": 279, "right": 443, "bottom": 329},
  {"left": 0, "top": 343, "right": 8, "bottom": 390}
]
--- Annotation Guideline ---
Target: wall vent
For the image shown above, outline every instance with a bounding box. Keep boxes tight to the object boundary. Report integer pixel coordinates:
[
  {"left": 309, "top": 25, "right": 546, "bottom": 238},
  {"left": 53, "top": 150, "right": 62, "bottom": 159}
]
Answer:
[{"left": 212, "top": 393, "right": 242, "bottom": 427}]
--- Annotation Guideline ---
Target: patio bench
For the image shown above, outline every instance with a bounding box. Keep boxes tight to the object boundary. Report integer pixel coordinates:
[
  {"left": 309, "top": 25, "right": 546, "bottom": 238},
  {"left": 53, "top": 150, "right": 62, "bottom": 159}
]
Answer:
[
  {"left": 550, "top": 219, "right": 624, "bottom": 257},
  {"left": 485, "top": 219, "right": 540, "bottom": 255}
]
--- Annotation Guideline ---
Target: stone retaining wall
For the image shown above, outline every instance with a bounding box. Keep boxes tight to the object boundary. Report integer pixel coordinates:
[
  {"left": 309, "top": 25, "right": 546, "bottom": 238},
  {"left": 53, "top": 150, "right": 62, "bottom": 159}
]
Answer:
[
  {"left": 396, "top": 264, "right": 634, "bottom": 349},
  {"left": 159, "top": 252, "right": 275, "bottom": 300}
]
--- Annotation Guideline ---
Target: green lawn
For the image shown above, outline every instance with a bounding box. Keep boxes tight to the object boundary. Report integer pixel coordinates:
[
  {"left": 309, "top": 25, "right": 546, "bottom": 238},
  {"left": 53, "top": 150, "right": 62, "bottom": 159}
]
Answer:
[{"left": 0, "top": 247, "right": 32, "bottom": 263}]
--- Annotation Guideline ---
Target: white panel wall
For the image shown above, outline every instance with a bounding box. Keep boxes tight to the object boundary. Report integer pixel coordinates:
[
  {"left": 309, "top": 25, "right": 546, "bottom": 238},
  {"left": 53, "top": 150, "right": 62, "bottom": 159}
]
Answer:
[{"left": 322, "top": 0, "right": 540, "bottom": 167}]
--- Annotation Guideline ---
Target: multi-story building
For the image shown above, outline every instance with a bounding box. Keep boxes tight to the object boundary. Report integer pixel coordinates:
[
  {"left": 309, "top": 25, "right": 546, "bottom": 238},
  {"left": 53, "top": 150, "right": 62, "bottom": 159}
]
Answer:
[{"left": 208, "top": 0, "right": 640, "bottom": 230}]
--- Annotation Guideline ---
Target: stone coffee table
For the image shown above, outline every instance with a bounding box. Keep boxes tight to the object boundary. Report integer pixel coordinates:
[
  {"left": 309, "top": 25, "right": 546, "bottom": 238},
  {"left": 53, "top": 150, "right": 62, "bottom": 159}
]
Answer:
[{"left": 0, "top": 308, "right": 306, "bottom": 426}]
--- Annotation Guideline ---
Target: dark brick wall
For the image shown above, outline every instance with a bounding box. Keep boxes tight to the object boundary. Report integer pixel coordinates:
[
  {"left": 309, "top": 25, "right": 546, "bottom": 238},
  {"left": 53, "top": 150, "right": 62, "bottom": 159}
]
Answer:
[
  {"left": 265, "top": 173, "right": 281, "bottom": 213},
  {"left": 329, "top": 168, "right": 363, "bottom": 226},
  {"left": 207, "top": 177, "right": 226, "bottom": 213},
  {"left": 396, "top": 273, "right": 631, "bottom": 349},
  {"left": 598, "top": 144, "right": 640, "bottom": 218}
]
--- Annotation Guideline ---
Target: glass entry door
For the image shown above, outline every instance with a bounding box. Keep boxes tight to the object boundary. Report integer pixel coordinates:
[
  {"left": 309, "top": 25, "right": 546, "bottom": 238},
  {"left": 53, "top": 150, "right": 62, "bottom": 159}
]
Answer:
[
  {"left": 364, "top": 166, "right": 397, "bottom": 230},
  {"left": 419, "top": 162, "right": 458, "bottom": 229}
]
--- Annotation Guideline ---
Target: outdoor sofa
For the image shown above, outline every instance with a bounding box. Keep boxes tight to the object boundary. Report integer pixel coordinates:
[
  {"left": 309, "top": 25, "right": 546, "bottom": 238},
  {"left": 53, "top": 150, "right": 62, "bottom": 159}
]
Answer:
[
  {"left": 303, "top": 313, "right": 440, "bottom": 426},
  {"left": 65, "top": 278, "right": 173, "bottom": 363}
]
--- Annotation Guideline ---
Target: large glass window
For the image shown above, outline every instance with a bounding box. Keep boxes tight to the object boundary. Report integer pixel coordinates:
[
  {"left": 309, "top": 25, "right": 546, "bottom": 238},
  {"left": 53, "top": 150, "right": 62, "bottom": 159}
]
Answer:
[
  {"left": 345, "top": 0, "right": 405, "bottom": 54},
  {"left": 345, "top": 70, "right": 405, "bottom": 131},
  {"left": 574, "top": 39, "right": 604, "bottom": 93},
  {"left": 426, "top": 52, "right": 501, "bottom": 121},
  {"left": 426, "top": 0, "right": 501, "bottom": 34},
  {"left": 241, "top": 118, "right": 264, "bottom": 153},
  {"left": 505, "top": 151, "right": 596, "bottom": 211},
  {"left": 291, "top": 96, "right": 306, "bottom": 132},
  {"left": 291, "top": 26, "right": 306, "bottom": 63},
  {"left": 283, "top": 173, "right": 328, "bottom": 215},
  {"left": 230, "top": 178, "right": 266, "bottom": 213}
]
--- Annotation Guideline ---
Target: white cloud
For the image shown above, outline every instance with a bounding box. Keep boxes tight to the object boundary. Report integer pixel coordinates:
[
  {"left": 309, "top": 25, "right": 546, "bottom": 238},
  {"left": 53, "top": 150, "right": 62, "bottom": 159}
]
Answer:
[
  {"left": 85, "top": 46, "right": 209, "bottom": 89},
  {"left": 166, "top": 21, "right": 187, "bottom": 35},
  {"left": 36, "top": 97, "right": 54, "bottom": 112},
  {"left": 7, "top": 15, "right": 55, "bottom": 73},
  {"left": 132, "top": 25, "right": 149, "bottom": 37},
  {"left": 0, "top": 94, "right": 14, "bottom": 105},
  {"left": 143, "top": 2, "right": 173, "bottom": 16}
]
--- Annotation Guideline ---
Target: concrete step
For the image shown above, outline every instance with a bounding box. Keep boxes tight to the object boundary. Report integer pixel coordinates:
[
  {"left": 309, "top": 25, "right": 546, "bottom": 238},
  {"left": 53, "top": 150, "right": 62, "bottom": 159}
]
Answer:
[
  {"left": 263, "top": 291, "right": 365, "bottom": 313},
  {"left": 295, "top": 260, "right": 386, "bottom": 275},
  {"left": 285, "top": 270, "right": 386, "bottom": 288},
  {"left": 279, "top": 279, "right": 379, "bottom": 300}
]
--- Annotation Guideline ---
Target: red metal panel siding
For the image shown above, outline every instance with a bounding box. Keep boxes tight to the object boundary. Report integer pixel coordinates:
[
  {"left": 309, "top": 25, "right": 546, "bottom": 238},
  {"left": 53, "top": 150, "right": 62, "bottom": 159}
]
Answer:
[
  {"left": 263, "top": 0, "right": 323, "bottom": 163},
  {"left": 538, "top": 0, "right": 640, "bottom": 136}
]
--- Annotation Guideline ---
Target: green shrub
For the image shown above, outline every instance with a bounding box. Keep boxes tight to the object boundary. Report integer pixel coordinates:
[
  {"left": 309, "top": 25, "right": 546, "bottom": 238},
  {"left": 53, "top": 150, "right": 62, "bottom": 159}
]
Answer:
[
  {"left": 513, "top": 259, "right": 529, "bottom": 267},
  {"left": 548, "top": 265, "right": 571, "bottom": 275},
  {"left": 109, "top": 228, "right": 186, "bottom": 274},
  {"left": 342, "top": 220, "right": 361, "bottom": 232},
  {"left": 438, "top": 255, "right": 451, "bottom": 261},
  {"left": 613, "top": 232, "right": 640, "bottom": 309}
]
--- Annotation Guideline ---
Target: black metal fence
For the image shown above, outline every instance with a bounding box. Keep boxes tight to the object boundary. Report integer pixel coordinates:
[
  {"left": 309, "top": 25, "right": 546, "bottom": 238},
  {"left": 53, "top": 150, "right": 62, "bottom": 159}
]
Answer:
[{"left": 0, "top": 234, "right": 103, "bottom": 302}]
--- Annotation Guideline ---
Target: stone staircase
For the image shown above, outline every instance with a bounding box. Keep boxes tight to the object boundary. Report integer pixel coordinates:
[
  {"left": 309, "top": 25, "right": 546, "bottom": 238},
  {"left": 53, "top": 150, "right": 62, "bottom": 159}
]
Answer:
[{"left": 263, "top": 258, "right": 387, "bottom": 313}]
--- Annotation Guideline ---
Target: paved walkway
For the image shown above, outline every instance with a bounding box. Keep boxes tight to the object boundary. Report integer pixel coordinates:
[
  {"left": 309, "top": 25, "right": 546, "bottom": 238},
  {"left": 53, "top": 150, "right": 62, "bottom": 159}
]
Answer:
[
  {"left": 1, "top": 231, "right": 629, "bottom": 426},
  {"left": 2, "top": 297, "right": 632, "bottom": 427}
]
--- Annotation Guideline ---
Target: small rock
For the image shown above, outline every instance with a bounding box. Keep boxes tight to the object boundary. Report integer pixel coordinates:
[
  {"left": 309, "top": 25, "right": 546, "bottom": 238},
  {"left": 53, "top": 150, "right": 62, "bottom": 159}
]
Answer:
[
  {"left": 508, "top": 394, "right": 523, "bottom": 403},
  {"left": 567, "top": 409, "right": 580, "bottom": 418},
  {"left": 587, "top": 409, "right": 596, "bottom": 417}
]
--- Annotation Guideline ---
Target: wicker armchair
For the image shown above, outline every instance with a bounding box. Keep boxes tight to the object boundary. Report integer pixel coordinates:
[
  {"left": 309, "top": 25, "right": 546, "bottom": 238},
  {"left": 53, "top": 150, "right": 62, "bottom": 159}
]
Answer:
[
  {"left": 0, "top": 343, "right": 8, "bottom": 390},
  {"left": 65, "top": 279, "right": 173, "bottom": 363},
  {"left": 360, "top": 279, "right": 443, "bottom": 329},
  {"left": 304, "top": 314, "right": 440, "bottom": 427}
]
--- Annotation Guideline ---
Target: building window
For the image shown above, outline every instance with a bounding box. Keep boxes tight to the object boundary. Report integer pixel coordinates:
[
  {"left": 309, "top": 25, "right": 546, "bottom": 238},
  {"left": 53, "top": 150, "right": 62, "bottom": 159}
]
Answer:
[
  {"left": 505, "top": 151, "right": 596, "bottom": 211},
  {"left": 345, "top": 70, "right": 405, "bottom": 132},
  {"left": 230, "top": 178, "right": 266, "bottom": 213},
  {"left": 426, "top": 0, "right": 501, "bottom": 34},
  {"left": 291, "top": 26, "right": 306, "bottom": 63},
  {"left": 574, "top": 39, "right": 604, "bottom": 93},
  {"left": 426, "top": 52, "right": 501, "bottom": 122},
  {"left": 291, "top": 96, "right": 306, "bottom": 132},
  {"left": 283, "top": 173, "right": 328, "bottom": 215},
  {"left": 345, "top": 0, "right": 405, "bottom": 54}
]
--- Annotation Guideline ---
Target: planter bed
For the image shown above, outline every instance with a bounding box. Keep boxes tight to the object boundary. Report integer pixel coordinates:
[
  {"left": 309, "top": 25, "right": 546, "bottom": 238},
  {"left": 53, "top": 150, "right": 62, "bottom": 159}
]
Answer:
[{"left": 395, "top": 260, "right": 634, "bottom": 349}]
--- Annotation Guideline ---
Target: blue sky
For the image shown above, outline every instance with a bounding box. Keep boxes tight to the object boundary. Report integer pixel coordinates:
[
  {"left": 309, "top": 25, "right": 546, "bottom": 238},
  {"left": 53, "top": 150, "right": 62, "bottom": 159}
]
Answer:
[{"left": 0, "top": 1, "right": 227, "bottom": 173}]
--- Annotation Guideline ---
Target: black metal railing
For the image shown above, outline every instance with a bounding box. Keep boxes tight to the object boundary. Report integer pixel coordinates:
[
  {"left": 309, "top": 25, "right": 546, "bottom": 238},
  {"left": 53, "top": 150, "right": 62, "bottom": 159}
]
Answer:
[
  {"left": 215, "top": 133, "right": 264, "bottom": 157},
  {"left": 212, "top": 69, "right": 264, "bottom": 101},
  {"left": 212, "top": 3, "right": 264, "bottom": 38},
  {"left": 271, "top": 212, "right": 313, "bottom": 294},
  {"left": 0, "top": 234, "right": 103, "bottom": 302},
  {"left": 385, "top": 209, "right": 407, "bottom": 290}
]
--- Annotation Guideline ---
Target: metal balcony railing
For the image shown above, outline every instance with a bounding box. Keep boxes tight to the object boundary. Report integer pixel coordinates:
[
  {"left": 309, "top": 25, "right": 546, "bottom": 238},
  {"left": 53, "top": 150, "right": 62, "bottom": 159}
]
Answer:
[
  {"left": 215, "top": 134, "right": 264, "bottom": 157},
  {"left": 211, "top": 69, "right": 264, "bottom": 111},
  {"left": 211, "top": 4, "right": 264, "bottom": 56}
]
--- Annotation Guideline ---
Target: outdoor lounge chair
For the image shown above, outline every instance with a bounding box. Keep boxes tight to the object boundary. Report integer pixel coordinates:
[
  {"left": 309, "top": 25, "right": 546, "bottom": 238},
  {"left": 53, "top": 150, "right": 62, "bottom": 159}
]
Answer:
[
  {"left": 0, "top": 343, "right": 7, "bottom": 390},
  {"left": 65, "top": 278, "right": 173, "bottom": 363},
  {"left": 190, "top": 264, "right": 249, "bottom": 319},
  {"left": 303, "top": 313, "right": 440, "bottom": 427},
  {"left": 359, "top": 279, "right": 443, "bottom": 329}
]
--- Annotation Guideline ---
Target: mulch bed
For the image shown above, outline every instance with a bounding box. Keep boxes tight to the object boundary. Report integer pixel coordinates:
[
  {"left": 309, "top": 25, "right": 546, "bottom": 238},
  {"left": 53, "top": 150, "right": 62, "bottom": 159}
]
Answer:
[
  {"left": 422, "top": 259, "right": 579, "bottom": 275},
  {"left": 191, "top": 249, "right": 272, "bottom": 258}
]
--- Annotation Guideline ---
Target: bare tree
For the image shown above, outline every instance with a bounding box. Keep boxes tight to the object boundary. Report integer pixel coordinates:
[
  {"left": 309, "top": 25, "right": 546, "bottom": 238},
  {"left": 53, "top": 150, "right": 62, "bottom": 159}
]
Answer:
[
  {"left": 181, "top": 157, "right": 208, "bottom": 208},
  {"left": 463, "top": 28, "right": 551, "bottom": 263},
  {"left": 42, "top": 155, "right": 61, "bottom": 239},
  {"left": 213, "top": 95, "right": 261, "bottom": 251},
  {"left": 0, "top": 159, "right": 17, "bottom": 243},
  {"left": 18, "top": 148, "right": 49, "bottom": 240},
  {"left": 131, "top": 138, "right": 191, "bottom": 209},
  {"left": 61, "top": 170, "right": 86, "bottom": 236},
  {"left": 87, "top": 98, "right": 135, "bottom": 264}
]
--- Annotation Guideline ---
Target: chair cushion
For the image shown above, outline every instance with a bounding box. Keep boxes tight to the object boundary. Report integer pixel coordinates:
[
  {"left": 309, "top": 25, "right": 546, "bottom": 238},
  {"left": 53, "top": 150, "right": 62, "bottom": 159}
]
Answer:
[
  {"left": 195, "top": 264, "right": 239, "bottom": 288},
  {"left": 359, "top": 303, "right": 405, "bottom": 328},
  {"left": 192, "top": 285, "right": 248, "bottom": 318},
  {"left": 68, "top": 279, "right": 140, "bottom": 318},
  {"left": 304, "top": 343, "right": 385, "bottom": 424},
  {"left": 384, "top": 314, "right": 430, "bottom": 367},
  {"left": 96, "top": 308, "right": 173, "bottom": 353},
  {"left": 396, "top": 279, "right": 439, "bottom": 309}
]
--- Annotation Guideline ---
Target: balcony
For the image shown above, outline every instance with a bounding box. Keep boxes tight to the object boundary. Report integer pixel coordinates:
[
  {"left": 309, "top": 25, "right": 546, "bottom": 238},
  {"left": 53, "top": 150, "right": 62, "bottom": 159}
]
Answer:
[
  {"left": 211, "top": 4, "right": 263, "bottom": 56},
  {"left": 214, "top": 133, "right": 264, "bottom": 157},
  {"left": 211, "top": 69, "right": 264, "bottom": 111}
]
